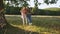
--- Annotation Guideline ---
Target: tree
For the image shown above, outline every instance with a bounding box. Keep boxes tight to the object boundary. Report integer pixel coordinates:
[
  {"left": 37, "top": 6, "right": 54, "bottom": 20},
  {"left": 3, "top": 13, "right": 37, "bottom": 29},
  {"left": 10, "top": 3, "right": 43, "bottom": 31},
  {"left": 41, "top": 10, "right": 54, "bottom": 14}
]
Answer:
[{"left": 0, "top": 0, "right": 8, "bottom": 32}]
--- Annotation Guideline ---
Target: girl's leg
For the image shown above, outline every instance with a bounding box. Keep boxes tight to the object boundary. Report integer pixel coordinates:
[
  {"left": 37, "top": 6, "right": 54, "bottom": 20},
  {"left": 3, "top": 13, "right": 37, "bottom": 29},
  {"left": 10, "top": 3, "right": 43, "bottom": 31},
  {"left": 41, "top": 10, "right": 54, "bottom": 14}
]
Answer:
[
  {"left": 21, "top": 15, "right": 25, "bottom": 25},
  {"left": 22, "top": 17, "right": 25, "bottom": 25},
  {"left": 27, "top": 14, "right": 32, "bottom": 25},
  {"left": 25, "top": 15, "right": 28, "bottom": 25}
]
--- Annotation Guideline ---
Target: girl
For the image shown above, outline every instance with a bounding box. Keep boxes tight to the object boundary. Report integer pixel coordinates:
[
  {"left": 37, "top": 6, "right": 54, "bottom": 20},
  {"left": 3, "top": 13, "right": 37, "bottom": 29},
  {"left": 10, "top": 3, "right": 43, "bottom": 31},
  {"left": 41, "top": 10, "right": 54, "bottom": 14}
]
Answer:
[{"left": 20, "top": 7, "right": 28, "bottom": 25}]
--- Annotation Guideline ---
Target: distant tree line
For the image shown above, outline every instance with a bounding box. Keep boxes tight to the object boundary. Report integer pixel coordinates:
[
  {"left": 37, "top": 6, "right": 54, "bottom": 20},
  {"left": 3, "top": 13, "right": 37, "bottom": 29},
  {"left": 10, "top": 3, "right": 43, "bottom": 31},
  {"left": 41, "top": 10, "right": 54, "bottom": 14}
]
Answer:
[
  {"left": 5, "top": 6, "right": 20, "bottom": 15},
  {"left": 33, "top": 9, "right": 60, "bottom": 16},
  {"left": 5, "top": 6, "right": 60, "bottom": 16}
]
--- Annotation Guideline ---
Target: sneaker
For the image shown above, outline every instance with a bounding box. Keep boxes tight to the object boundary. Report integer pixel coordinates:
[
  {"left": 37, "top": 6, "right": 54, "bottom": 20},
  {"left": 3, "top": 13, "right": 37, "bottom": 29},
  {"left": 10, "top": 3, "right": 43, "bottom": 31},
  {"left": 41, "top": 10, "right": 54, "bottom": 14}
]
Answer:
[{"left": 29, "top": 23, "right": 32, "bottom": 25}]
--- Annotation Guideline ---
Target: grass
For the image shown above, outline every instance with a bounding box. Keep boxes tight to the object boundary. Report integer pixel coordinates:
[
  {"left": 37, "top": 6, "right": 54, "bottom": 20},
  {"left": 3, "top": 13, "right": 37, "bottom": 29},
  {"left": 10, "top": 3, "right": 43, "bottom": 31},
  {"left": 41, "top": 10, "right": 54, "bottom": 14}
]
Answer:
[
  {"left": 44, "top": 8, "right": 60, "bottom": 11},
  {"left": 3, "top": 15, "right": 60, "bottom": 34}
]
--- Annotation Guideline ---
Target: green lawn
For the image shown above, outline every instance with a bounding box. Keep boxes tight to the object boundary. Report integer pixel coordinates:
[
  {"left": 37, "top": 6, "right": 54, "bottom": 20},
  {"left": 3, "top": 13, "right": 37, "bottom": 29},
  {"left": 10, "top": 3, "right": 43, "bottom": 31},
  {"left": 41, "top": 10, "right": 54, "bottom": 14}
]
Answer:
[
  {"left": 44, "top": 8, "right": 60, "bottom": 11},
  {"left": 3, "top": 15, "right": 60, "bottom": 34}
]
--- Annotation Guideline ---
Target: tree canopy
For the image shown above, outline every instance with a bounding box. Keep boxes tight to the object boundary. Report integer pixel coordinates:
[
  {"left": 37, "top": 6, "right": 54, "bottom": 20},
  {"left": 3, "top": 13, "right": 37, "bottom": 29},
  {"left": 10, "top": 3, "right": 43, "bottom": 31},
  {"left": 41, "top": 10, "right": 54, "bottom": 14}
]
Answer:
[{"left": 4, "top": 0, "right": 58, "bottom": 7}]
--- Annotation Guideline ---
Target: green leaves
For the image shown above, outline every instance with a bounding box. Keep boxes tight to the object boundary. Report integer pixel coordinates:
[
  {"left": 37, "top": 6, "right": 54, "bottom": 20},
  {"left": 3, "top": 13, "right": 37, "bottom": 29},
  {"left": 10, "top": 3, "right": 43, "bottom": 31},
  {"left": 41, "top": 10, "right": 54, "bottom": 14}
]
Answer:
[
  {"left": 50, "top": 0, "right": 58, "bottom": 4},
  {"left": 44, "top": 0, "right": 49, "bottom": 4},
  {"left": 44, "top": 0, "right": 58, "bottom": 5},
  {"left": 22, "top": 1, "right": 29, "bottom": 7}
]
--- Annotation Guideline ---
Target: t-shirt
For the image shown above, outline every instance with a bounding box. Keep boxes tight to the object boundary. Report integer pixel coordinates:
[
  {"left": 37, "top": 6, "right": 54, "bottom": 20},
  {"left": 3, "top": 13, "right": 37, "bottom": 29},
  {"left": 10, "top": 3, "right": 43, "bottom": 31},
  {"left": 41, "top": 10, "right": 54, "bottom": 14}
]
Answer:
[{"left": 21, "top": 8, "right": 28, "bottom": 14}]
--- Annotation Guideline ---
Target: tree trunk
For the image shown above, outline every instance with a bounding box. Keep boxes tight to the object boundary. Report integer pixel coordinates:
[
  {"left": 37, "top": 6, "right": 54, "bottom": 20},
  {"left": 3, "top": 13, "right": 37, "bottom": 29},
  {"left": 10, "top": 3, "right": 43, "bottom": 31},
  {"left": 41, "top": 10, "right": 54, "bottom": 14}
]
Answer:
[
  {"left": 0, "top": 0, "right": 7, "bottom": 28},
  {"left": 0, "top": 0, "right": 8, "bottom": 34}
]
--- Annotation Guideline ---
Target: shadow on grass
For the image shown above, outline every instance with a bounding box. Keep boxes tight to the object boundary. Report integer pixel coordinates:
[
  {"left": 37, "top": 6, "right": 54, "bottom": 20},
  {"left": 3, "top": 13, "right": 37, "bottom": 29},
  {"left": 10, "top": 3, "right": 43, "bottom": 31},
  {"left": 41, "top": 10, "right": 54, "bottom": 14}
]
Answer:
[{"left": 0, "top": 24, "right": 39, "bottom": 34}]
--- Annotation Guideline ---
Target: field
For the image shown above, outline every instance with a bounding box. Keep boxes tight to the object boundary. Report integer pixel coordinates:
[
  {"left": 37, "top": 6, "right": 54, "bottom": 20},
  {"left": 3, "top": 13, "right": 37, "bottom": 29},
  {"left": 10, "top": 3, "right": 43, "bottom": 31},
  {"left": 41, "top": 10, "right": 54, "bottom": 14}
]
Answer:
[
  {"left": 44, "top": 8, "right": 60, "bottom": 11},
  {"left": 2, "top": 15, "right": 60, "bottom": 34}
]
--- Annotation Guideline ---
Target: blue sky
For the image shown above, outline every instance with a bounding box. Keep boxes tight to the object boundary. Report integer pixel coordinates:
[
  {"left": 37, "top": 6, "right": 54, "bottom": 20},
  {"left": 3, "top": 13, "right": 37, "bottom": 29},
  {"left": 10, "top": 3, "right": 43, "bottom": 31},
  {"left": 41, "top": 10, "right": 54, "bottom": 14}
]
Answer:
[{"left": 28, "top": 0, "right": 60, "bottom": 9}]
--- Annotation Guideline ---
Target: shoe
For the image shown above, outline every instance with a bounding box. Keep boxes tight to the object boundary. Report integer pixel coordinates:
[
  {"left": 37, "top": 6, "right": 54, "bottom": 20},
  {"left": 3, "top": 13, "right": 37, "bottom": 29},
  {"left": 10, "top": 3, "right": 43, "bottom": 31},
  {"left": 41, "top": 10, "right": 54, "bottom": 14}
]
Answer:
[{"left": 29, "top": 23, "right": 32, "bottom": 25}]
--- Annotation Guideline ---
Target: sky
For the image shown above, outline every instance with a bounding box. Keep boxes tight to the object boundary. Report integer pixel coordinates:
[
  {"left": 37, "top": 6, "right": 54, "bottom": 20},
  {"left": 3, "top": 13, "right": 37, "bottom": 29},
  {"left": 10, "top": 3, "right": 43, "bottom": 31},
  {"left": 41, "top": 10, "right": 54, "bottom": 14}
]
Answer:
[{"left": 28, "top": 0, "right": 60, "bottom": 9}]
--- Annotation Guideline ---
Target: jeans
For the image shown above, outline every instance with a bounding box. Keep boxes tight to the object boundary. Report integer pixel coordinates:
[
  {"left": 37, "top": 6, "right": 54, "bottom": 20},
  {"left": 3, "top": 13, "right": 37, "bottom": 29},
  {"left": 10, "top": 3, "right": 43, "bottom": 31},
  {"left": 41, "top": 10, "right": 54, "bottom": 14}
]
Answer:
[{"left": 27, "top": 14, "right": 32, "bottom": 23}]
